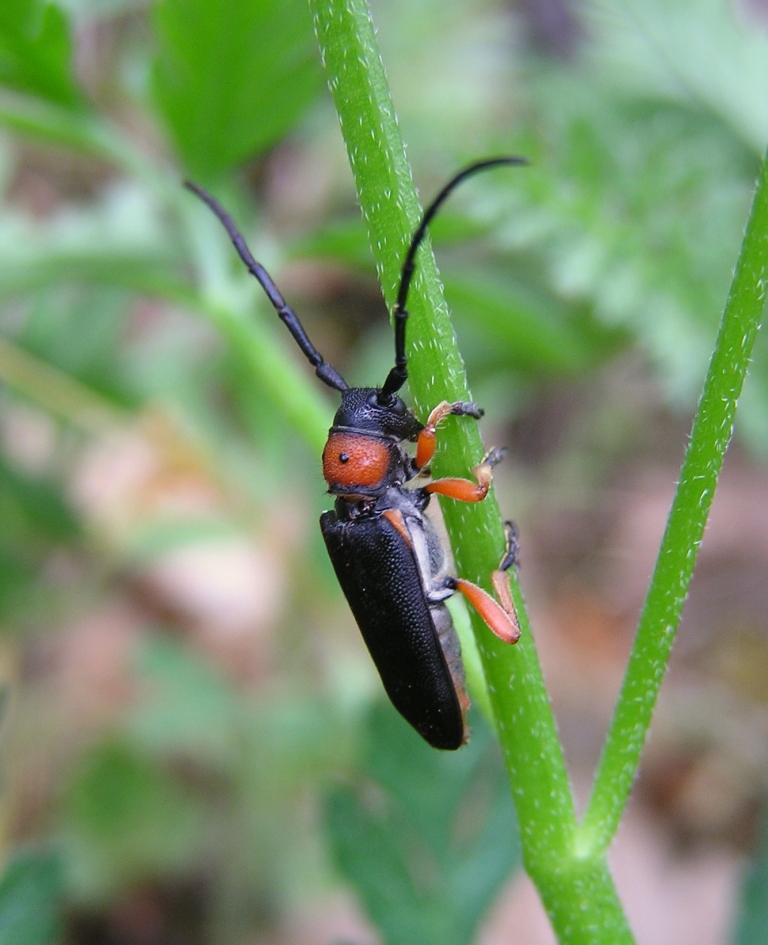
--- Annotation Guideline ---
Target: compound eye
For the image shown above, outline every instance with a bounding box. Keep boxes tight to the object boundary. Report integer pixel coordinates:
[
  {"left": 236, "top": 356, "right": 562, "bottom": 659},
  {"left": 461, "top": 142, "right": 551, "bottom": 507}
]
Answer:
[
  {"left": 370, "top": 391, "right": 391, "bottom": 409},
  {"left": 374, "top": 390, "right": 405, "bottom": 414}
]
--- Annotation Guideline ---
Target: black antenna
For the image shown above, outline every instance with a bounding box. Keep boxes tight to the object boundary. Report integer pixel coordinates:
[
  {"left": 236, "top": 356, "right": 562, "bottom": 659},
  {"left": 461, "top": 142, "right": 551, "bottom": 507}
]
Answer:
[
  {"left": 184, "top": 181, "right": 349, "bottom": 394},
  {"left": 379, "top": 156, "right": 528, "bottom": 402}
]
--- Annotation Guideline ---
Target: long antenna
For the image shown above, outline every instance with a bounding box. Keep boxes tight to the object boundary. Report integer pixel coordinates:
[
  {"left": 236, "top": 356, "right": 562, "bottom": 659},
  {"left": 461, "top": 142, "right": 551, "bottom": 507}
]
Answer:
[
  {"left": 184, "top": 181, "right": 348, "bottom": 394},
  {"left": 379, "top": 156, "right": 527, "bottom": 402}
]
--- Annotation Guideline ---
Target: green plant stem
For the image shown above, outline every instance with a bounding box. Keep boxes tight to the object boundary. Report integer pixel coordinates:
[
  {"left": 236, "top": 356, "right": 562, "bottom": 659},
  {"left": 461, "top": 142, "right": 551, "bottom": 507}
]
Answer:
[
  {"left": 311, "top": 1, "right": 633, "bottom": 941},
  {"left": 0, "top": 335, "right": 126, "bottom": 433},
  {"left": 0, "top": 92, "right": 196, "bottom": 219},
  {"left": 579, "top": 146, "right": 768, "bottom": 854}
]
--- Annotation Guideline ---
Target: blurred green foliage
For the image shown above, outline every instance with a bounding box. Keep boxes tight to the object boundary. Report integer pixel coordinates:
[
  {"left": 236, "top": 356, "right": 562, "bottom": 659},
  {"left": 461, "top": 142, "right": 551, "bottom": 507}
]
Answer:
[
  {"left": 0, "top": 0, "right": 766, "bottom": 942},
  {"left": 0, "top": 0, "right": 82, "bottom": 107},
  {"left": 0, "top": 847, "right": 63, "bottom": 945},
  {"left": 153, "top": 0, "right": 321, "bottom": 180},
  {"left": 326, "top": 704, "right": 519, "bottom": 945},
  {"left": 734, "top": 798, "right": 768, "bottom": 945}
]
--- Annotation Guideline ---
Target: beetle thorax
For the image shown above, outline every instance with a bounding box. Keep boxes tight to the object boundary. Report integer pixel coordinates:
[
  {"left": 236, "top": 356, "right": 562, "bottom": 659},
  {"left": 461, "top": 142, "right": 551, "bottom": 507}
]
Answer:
[{"left": 322, "top": 431, "right": 397, "bottom": 496}]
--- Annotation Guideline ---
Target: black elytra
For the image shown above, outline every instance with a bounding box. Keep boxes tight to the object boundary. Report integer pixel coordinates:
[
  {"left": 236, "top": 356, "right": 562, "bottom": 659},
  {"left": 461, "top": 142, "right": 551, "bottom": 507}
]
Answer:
[{"left": 186, "top": 157, "right": 526, "bottom": 749}]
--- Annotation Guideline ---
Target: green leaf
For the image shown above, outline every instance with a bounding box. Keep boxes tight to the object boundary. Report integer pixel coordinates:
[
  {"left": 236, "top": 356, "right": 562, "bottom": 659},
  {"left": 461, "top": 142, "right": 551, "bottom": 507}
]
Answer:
[
  {"left": 126, "top": 518, "right": 240, "bottom": 564},
  {"left": 0, "top": 95, "right": 106, "bottom": 154},
  {"left": 0, "top": 182, "right": 184, "bottom": 300},
  {"left": 325, "top": 704, "right": 520, "bottom": 945},
  {"left": 0, "top": 454, "right": 81, "bottom": 617},
  {"left": 0, "top": 548, "right": 36, "bottom": 616},
  {"left": 61, "top": 740, "right": 207, "bottom": 898},
  {"left": 582, "top": 0, "right": 768, "bottom": 156},
  {"left": 0, "top": 0, "right": 83, "bottom": 107},
  {"left": 152, "top": 0, "right": 322, "bottom": 180},
  {"left": 294, "top": 218, "right": 375, "bottom": 271},
  {"left": 445, "top": 272, "right": 595, "bottom": 375},
  {"left": 486, "top": 72, "right": 757, "bottom": 408},
  {"left": 0, "top": 848, "right": 63, "bottom": 945},
  {"left": 0, "top": 454, "right": 80, "bottom": 546},
  {"left": 733, "top": 799, "right": 768, "bottom": 945},
  {"left": 127, "top": 638, "right": 241, "bottom": 771}
]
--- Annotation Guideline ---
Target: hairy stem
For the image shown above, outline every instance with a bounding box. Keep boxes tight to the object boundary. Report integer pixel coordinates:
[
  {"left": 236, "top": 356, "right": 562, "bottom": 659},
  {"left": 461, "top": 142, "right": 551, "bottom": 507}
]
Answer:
[{"left": 580, "top": 146, "right": 768, "bottom": 853}]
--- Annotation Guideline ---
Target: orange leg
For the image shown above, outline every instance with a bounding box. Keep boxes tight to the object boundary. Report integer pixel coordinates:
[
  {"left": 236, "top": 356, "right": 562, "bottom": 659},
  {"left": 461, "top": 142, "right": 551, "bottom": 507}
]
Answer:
[
  {"left": 424, "top": 447, "right": 507, "bottom": 503},
  {"left": 453, "top": 578, "right": 520, "bottom": 644},
  {"left": 452, "top": 523, "right": 521, "bottom": 645},
  {"left": 415, "top": 400, "right": 483, "bottom": 470}
]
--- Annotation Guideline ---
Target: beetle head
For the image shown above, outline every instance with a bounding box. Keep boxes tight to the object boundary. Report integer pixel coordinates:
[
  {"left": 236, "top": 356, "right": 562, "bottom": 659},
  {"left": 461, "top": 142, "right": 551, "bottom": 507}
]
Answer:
[{"left": 331, "top": 387, "right": 423, "bottom": 440}]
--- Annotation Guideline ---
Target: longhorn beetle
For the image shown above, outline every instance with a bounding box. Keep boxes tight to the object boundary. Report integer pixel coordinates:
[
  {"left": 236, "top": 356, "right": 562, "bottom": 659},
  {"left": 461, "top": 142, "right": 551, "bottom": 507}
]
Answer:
[{"left": 186, "top": 158, "right": 524, "bottom": 750}]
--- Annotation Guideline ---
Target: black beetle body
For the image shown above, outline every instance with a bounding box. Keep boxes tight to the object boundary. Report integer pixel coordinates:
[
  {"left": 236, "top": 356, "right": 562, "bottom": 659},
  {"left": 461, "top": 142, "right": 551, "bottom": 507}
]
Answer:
[
  {"left": 186, "top": 158, "right": 525, "bottom": 749},
  {"left": 321, "top": 487, "right": 465, "bottom": 750}
]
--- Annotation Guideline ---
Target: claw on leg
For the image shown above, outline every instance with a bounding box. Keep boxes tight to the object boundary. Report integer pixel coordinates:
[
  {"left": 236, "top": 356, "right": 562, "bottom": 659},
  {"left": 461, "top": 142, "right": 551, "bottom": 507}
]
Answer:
[{"left": 415, "top": 400, "right": 484, "bottom": 469}]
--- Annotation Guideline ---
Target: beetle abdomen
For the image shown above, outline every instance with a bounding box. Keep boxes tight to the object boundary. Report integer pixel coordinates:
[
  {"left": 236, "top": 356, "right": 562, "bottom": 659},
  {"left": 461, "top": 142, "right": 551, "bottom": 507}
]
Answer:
[{"left": 320, "top": 509, "right": 467, "bottom": 750}]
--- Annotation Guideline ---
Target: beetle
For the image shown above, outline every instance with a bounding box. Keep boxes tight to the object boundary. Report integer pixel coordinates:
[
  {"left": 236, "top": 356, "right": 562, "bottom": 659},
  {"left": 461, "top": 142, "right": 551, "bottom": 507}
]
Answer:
[{"left": 185, "top": 157, "right": 524, "bottom": 749}]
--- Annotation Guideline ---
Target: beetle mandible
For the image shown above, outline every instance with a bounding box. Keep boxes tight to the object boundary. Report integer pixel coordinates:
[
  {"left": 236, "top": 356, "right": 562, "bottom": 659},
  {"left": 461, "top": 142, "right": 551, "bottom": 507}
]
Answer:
[{"left": 186, "top": 158, "right": 524, "bottom": 750}]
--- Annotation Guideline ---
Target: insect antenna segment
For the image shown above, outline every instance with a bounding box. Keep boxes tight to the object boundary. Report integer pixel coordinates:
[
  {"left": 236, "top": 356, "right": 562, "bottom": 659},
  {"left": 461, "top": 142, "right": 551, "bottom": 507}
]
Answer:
[
  {"left": 184, "top": 180, "right": 348, "bottom": 394},
  {"left": 378, "top": 156, "right": 528, "bottom": 403}
]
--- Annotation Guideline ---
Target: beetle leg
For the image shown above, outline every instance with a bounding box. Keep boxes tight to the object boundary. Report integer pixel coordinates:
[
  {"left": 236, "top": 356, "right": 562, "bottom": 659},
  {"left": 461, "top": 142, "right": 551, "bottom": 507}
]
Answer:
[
  {"left": 488, "top": 521, "right": 521, "bottom": 641},
  {"left": 497, "top": 520, "right": 519, "bottom": 572},
  {"left": 447, "top": 521, "right": 521, "bottom": 644},
  {"left": 424, "top": 446, "right": 507, "bottom": 502},
  {"left": 415, "top": 400, "right": 484, "bottom": 469},
  {"left": 451, "top": 577, "right": 520, "bottom": 644}
]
